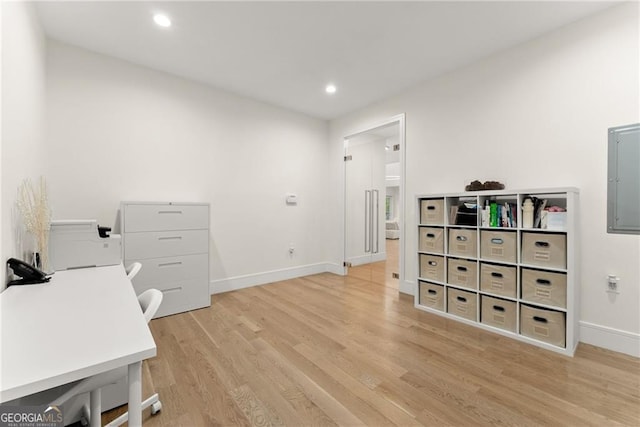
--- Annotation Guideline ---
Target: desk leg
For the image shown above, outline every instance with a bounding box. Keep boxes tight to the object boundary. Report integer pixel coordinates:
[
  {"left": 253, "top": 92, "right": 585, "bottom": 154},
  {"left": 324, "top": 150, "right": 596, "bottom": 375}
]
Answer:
[
  {"left": 128, "top": 361, "right": 143, "bottom": 427},
  {"left": 89, "top": 388, "right": 101, "bottom": 427}
]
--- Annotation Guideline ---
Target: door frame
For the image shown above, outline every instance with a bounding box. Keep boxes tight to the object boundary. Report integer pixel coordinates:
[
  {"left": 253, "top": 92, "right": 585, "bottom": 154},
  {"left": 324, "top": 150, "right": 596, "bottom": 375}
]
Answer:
[{"left": 342, "top": 113, "right": 408, "bottom": 294}]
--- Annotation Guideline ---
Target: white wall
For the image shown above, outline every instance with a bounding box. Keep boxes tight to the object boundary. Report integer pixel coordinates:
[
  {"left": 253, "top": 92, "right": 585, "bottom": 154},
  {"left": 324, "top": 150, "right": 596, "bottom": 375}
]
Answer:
[
  {"left": 1, "top": 1, "right": 48, "bottom": 290},
  {"left": 44, "top": 41, "right": 331, "bottom": 292},
  {"left": 386, "top": 162, "right": 400, "bottom": 188},
  {"left": 328, "top": 3, "right": 639, "bottom": 354},
  {"left": 386, "top": 185, "right": 400, "bottom": 222}
]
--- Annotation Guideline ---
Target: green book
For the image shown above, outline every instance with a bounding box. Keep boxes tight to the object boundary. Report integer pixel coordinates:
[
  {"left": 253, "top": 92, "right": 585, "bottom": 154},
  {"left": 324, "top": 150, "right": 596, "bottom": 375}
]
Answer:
[{"left": 490, "top": 202, "right": 498, "bottom": 227}]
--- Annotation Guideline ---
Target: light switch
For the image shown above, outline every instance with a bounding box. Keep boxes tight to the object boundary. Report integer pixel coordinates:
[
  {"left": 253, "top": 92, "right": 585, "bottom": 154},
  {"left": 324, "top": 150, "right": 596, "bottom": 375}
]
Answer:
[{"left": 286, "top": 194, "right": 298, "bottom": 205}]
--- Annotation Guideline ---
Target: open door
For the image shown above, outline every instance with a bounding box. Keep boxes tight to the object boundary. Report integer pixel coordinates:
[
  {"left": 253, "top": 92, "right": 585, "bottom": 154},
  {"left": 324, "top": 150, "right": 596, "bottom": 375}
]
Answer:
[{"left": 344, "top": 122, "right": 399, "bottom": 286}]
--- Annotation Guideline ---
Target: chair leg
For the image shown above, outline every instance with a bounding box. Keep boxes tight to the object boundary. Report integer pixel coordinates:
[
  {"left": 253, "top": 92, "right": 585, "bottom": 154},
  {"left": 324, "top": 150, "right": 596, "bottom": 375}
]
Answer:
[
  {"left": 89, "top": 389, "right": 102, "bottom": 427},
  {"left": 80, "top": 403, "right": 90, "bottom": 426},
  {"left": 104, "top": 394, "right": 161, "bottom": 427},
  {"left": 149, "top": 395, "right": 162, "bottom": 415}
]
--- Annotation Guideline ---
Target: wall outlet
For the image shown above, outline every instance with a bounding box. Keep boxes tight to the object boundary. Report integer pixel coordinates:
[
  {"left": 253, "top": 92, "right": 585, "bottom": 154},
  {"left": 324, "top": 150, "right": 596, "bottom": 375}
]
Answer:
[
  {"left": 289, "top": 244, "right": 295, "bottom": 256},
  {"left": 607, "top": 275, "right": 620, "bottom": 294}
]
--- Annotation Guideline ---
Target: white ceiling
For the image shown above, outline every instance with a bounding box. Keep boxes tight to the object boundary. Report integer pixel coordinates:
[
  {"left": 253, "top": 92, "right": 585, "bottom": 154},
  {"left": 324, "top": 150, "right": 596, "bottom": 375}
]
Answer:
[{"left": 35, "top": 1, "right": 616, "bottom": 120}]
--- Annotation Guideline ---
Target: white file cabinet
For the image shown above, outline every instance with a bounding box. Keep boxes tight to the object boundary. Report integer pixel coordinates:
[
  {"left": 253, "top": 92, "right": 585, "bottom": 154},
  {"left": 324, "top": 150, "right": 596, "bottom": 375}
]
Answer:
[{"left": 121, "top": 202, "right": 211, "bottom": 318}]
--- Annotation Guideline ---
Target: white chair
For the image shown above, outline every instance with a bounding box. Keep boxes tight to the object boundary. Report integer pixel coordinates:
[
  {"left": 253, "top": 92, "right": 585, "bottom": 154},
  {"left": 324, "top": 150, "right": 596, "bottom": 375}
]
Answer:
[
  {"left": 101, "top": 289, "right": 163, "bottom": 426},
  {"left": 15, "top": 288, "right": 163, "bottom": 427},
  {"left": 126, "top": 262, "right": 142, "bottom": 280}
]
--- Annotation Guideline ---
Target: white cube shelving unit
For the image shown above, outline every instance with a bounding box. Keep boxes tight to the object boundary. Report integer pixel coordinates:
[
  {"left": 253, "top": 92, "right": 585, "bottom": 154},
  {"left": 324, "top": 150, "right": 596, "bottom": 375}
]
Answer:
[{"left": 416, "top": 188, "right": 579, "bottom": 356}]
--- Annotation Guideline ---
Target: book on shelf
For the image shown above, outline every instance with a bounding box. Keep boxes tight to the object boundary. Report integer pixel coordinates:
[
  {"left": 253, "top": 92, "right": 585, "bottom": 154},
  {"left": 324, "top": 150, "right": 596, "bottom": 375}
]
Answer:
[
  {"left": 486, "top": 201, "right": 517, "bottom": 228},
  {"left": 490, "top": 202, "right": 498, "bottom": 227},
  {"left": 532, "top": 197, "right": 548, "bottom": 228},
  {"left": 449, "top": 205, "right": 459, "bottom": 225},
  {"left": 501, "top": 203, "right": 508, "bottom": 227}
]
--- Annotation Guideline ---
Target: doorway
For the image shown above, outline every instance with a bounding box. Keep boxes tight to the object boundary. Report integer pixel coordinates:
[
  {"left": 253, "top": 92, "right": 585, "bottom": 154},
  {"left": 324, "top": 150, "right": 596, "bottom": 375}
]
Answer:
[{"left": 344, "top": 115, "right": 405, "bottom": 291}]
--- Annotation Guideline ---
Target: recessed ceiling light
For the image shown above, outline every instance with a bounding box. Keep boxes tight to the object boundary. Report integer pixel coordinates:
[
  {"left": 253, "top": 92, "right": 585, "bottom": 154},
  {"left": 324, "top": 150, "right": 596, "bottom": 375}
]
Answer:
[
  {"left": 153, "top": 14, "right": 171, "bottom": 28},
  {"left": 325, "top": 84, "right": 337, "bottom": 94}
]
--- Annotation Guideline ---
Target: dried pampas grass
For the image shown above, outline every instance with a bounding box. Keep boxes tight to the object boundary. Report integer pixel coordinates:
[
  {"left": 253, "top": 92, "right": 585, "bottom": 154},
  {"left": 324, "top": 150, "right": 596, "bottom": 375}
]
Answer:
[{"left": 17, "top": 177, "right": 51, "bottom": 270}]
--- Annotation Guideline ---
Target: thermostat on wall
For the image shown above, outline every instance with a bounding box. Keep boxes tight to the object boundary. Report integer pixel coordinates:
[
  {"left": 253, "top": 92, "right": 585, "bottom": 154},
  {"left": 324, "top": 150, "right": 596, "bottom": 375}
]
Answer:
[{"left": 286, "top": 194, "right": 298, "bottom": 205}]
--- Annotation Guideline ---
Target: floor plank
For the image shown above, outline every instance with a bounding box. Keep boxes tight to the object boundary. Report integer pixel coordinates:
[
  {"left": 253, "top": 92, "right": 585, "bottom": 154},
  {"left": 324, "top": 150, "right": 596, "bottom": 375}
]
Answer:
[{"left": 103, "top": 240, "right": 640, "bottom": 426}]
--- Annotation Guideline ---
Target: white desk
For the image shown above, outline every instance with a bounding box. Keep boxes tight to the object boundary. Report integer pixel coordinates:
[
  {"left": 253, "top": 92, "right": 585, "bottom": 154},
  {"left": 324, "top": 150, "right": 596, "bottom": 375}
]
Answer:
[{"left": 0, "top": 264, "right": 156, "bottom": 426}]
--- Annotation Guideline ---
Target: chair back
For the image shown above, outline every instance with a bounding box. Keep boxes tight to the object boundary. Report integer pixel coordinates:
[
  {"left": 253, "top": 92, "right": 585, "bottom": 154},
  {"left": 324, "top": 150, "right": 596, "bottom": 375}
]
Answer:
[
  {"left": 126, "top": 262, "right": 142, "bottom": 280},
  {"left": 137, "top": 289, "right": 163, "bottom": 323}
]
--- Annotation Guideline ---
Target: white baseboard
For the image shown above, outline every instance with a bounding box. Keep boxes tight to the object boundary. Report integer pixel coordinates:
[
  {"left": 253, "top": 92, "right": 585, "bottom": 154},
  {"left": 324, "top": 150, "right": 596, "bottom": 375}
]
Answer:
[
  {"left": 325, "top": 262, "right": 345, "bottom": 276},
  {"left": 210, "top": 263, "right": 340, "bottom": 294},
  {"left": 579, "top": 321, "right": 640, "bottom": 358},
  {"left": 399, "top": 280, "right": 415, "bottom": 296},
  {"left": 347, "top": 252, "right": 386, "bottom": 266}
]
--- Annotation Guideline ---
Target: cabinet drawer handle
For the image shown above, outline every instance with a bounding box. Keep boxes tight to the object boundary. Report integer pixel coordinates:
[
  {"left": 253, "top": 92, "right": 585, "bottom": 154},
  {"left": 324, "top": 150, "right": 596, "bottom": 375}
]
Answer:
[
  {"left": 532, "top": 316, "right": 548, "bottom": 323},
  {"left": 158, "top": 210, "right": 183, "bottom": 214},
  {"left": 456, "top": 266, "right": 467, "bottom": 272},
  {"left": 491, "top": 238, "right": 503, "bottom": 244},
  {"left": 491, "top": 272, "right": 503, "bottom": 278},
  {"left": 456, "top": 296, "right": 467, "bottom": 303},
  {"left": 493, "top": 305, "right": 505, "bottom": 312},
  {"left": 428, "top": 261, "right": 438, "bottom": 266},
  {"left": 456, "top": 235, "right": 467, "bottom": 242},
  {"left": 427, "top": 206, "right": 436, "bottom": 210},
  {"left": 158, "top": 261, "right": 183, "bottom": 267},
  {"left": 427, "top": 289, "right": 437, "bottom": 295},
  {"left": 535, "top": 241, "right": 550, "bottom": 248},
  {"left": 536, "top": 278, "right": 551, "bottom": 285},
  {"left": 426, "top": 233, "right": 435, "bottom": 238},
  {"left": 158, "top": 236, "right": 182, "bottom": 240},
  {"left": 162, "top": 286, "right": 183, "bottom": 294}
]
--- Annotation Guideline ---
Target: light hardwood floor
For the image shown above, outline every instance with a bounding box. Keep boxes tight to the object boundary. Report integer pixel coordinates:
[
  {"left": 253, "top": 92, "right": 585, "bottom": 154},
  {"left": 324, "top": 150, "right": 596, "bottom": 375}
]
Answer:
[
  {"left": 104, "top": 243, "right": 639, "bottom": 426},
  {"left": 347, "top": 239, "right": 400, "bottom": 290}
]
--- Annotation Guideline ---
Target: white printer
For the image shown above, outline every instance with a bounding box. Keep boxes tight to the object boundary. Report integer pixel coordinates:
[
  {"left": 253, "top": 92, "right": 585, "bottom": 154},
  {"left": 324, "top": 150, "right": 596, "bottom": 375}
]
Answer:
[{"left": 49, "top": 220, "right": 122, "bottom": 271}]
